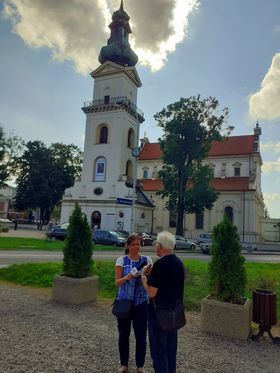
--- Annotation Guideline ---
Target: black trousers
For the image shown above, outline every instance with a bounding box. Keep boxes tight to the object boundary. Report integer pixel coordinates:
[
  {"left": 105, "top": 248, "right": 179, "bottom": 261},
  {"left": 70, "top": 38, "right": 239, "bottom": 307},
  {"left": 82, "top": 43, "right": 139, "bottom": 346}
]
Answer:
[{"left": 117, "top": 301, "right": 148, "bottom": 368}]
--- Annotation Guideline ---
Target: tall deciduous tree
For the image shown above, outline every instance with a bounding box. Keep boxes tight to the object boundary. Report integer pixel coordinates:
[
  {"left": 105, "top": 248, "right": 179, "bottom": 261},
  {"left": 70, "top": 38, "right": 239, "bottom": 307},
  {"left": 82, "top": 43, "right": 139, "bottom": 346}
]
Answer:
[
  {"left": 155, "top": 96, "right": 233, "bottom": 236},
  {"left": 0, "top": 126, "right": 24, "bottom": 188},
  {"left": 15, "top": 141, "right": 83, "bottom": 224}
]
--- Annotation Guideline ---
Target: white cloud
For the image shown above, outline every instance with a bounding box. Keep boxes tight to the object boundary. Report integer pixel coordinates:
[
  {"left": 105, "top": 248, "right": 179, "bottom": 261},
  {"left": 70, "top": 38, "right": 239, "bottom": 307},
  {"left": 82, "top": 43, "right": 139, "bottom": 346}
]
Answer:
[
  {"left": 263, "top": 193, "right": 280, "bottom": 202},
  {"left": 2, "top": 0, "right": 199, "bottom": 74},
  {"left": 249, "top": 53, "right": 280, "bottom": 121},
  {"left": 263, "top": 193, "right": 280, "bottom": 218},
  {"left": 262, "top": 158, "right": 280, "bottom": 173},
  {"left": 261, "top": 141, "right": 280, "bottom": 154}
]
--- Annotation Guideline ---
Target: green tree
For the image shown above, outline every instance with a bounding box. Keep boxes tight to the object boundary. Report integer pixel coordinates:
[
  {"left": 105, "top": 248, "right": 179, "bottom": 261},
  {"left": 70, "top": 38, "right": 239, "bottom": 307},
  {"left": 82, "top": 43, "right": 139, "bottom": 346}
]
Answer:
[
  {"left": 63, "top": 203, "right": 93, "bottom": 278},
  {"left": 0, "top": 126, "right": 24, "bottom": 188},
  {"left": 209, "top": 214, "right": 246, "bottom": 302},
  {"left": 15, "top": 141, "right": 83, "bottom": 224},
  {"left": 155, "top": 96, "right": 233, "bottom": 235}
]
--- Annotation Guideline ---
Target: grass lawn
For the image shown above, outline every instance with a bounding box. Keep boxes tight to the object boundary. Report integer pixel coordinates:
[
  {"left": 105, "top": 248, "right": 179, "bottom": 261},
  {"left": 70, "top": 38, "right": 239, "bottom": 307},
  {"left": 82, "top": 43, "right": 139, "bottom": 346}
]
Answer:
[
  {"left": 0, "top": 260, "right": 279, "bottom": 320},
  {"left": 0, "top": 237, "right": 122, "bottom": 251}
]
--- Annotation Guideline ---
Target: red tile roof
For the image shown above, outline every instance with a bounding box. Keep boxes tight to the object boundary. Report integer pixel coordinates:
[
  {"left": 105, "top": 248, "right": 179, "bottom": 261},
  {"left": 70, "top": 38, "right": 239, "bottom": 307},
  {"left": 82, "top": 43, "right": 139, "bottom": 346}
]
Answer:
[
  {"left": 210, "top": 177, "right": 250, "bottom": 191},
  {"left": 209, "top": 135, "right": 255, "bottom": 156},
  {"left": 141, "top": 179, "right": 163, "bottom": 191},
  {"left": 142, "top": 177, "right": 251, "bottom": 192},
  {"left": 139, "top": 135, "right": 255, "bottom": 160},
  {"left": 139, "top": 143, "right": 161, "bottom": 160}
]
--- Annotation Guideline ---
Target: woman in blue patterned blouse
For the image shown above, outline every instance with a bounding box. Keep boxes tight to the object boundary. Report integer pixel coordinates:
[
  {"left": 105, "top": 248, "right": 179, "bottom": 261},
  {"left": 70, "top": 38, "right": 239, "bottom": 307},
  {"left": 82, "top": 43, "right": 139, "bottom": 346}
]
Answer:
[{"left": 115, "top": 233, "right": 153, "bottom": 373}]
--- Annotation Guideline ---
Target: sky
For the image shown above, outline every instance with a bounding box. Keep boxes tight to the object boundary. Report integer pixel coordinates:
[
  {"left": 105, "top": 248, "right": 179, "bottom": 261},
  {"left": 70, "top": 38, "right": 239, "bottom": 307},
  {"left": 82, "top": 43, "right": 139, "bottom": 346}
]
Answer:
[{"left": 0, "top": 0, "right": 280, "bottom": 217}]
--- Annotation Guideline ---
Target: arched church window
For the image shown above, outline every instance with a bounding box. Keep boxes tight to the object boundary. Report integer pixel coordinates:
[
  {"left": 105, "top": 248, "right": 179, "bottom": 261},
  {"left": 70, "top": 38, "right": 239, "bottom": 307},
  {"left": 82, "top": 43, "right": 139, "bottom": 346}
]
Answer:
[
  {"left": 224, "top": 206, "right": 233, "bottom": 223},
  {"left": 127, "top": 128, "right": 135, "bottom": 149},
  {"left": 126, "top": 160, "right": 133, "bottom": 182},
  {"left": 94, "top": 157, "right": 106, "bottom": 181},
  {"left": 99, "top": 125, "right": 108, "bottom": 144}
]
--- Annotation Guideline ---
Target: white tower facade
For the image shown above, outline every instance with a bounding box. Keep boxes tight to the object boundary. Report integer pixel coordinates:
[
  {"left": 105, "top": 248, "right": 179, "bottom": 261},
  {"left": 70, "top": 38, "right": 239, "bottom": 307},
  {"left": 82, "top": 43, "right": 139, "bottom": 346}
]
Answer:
[{"left": 61, "top": 2, "right": 153, "bottom": 232}]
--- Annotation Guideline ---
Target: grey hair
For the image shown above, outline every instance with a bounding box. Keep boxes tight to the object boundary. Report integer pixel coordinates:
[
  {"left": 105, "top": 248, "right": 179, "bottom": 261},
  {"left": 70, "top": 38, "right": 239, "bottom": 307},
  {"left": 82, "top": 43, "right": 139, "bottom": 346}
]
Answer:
[{"left": 157, "top": 231, "right": 176, "bottom": 251}]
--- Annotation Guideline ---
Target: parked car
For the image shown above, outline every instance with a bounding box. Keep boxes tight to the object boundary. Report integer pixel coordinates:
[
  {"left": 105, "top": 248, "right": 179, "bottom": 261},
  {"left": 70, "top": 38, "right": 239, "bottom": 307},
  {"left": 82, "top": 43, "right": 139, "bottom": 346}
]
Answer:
[
  {"left": 117, "top": 230, "right": 129, "bottom": 238},
  {"left": 201, "top": 242, "right": 212, "bottom": 255},
  {"left": 46, "top": 227, "right": 67, "bottom": 241},
  {"left": 137, "top": 232, "right": 153, "bottom": 246},
  {"left": 196, "top": 233, "right": 212, "bottom": 248},
  {"left": 92, "top": 230, "right": 126, "bottom": 247},
  {"left": 175, "top": 235, "right": 196, "bottom": 250}
]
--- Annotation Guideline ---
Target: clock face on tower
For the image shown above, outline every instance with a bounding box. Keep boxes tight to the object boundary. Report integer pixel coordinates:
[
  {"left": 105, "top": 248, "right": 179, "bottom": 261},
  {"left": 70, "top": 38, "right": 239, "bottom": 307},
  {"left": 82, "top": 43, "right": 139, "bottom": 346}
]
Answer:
[{"left": 131, "top": 147, "right": 141, "bottom": 157}]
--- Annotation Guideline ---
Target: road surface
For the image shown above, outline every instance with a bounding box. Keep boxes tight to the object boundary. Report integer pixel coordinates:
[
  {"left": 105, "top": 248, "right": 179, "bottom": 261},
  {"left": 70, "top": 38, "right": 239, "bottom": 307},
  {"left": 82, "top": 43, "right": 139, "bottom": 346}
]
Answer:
[{"left": 1, "top": 249, "right": 280, "bottom": 267}]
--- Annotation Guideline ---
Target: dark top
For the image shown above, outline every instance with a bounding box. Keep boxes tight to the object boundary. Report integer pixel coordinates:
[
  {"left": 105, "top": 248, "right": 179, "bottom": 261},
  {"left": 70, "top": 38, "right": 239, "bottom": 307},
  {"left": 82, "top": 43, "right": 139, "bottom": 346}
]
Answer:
[{"left": 147, "top": 254, "right": 185, "bottom": 306}]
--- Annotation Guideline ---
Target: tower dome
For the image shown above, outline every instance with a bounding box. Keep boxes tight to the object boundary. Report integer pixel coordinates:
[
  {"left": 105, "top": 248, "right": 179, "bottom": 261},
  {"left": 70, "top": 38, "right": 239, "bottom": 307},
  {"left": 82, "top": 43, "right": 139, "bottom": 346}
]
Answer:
[{"left": 98, "top": 0, "right": 138, "bottom": 67}]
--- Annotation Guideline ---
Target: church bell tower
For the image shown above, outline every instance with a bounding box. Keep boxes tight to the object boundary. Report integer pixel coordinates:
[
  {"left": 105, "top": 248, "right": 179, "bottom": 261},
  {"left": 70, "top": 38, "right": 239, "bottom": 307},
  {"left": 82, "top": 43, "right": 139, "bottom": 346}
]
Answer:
[{"left": 61, "top": 1, "right": 152, "bottom": 232}]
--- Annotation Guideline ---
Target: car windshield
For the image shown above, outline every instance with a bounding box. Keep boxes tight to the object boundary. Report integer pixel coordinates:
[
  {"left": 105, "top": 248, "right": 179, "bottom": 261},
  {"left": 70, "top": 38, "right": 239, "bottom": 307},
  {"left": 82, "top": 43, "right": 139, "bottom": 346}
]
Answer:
[
  {"left": 110, "top": 231, "right": 124, "bottom": 238},
  {"left": 176, "top": 235, "right": 185, "bottom": 241}
]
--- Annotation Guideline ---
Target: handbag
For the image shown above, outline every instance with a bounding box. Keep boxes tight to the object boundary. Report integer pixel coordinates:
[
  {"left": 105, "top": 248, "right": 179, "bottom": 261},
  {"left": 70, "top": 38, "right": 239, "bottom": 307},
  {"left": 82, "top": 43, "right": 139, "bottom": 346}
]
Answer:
[
  {"left": 112, "top": 257, "right": 141, "bottom": 319},
  {"left": 153, "top": 299, "right": 186, "bottom": 331},
  {"left": 112, "top": 298, "right": 133, "bottom": 319}
]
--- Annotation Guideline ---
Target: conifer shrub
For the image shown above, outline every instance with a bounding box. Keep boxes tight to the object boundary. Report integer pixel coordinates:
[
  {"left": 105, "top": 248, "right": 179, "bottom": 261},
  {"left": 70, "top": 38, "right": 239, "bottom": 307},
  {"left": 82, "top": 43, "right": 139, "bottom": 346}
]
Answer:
[
  {"left": 208, "top": 214, "right": 246, "bottom": 303},
  {"left": 63, "top": 203, "right": 93, "bottom": 278}
]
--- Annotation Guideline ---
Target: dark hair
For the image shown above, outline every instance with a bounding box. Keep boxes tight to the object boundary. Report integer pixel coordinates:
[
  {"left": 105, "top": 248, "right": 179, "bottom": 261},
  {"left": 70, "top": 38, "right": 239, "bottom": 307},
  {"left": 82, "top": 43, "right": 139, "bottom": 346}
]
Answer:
[{"left": 124, "top": 233, "right": 140, "bottom": 255}]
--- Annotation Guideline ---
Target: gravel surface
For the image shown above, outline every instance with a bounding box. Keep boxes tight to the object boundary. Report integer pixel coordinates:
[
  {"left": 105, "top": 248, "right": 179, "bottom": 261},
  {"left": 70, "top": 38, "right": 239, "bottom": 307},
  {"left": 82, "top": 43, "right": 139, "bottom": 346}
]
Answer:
[{"left": 0, "top": 283, "right": 279, "bottom": 373}]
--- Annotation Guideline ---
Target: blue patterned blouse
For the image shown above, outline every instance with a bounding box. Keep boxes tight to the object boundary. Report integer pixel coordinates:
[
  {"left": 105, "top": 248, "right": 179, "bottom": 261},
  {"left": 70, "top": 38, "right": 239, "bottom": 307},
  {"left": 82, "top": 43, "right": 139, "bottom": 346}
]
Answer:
[{"left": 115, "top": 255, "right": 153, "bottom": 306}]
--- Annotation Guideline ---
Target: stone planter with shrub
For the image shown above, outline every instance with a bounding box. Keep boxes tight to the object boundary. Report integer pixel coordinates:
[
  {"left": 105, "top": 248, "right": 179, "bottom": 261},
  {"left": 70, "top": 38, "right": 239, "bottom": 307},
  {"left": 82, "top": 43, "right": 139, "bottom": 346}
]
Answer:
[
  {"left": 201, "top": 215, "right": 252, "bottom": 340},
  {"left": 52, "top": 203, "right": 98, "bottom": 304}
]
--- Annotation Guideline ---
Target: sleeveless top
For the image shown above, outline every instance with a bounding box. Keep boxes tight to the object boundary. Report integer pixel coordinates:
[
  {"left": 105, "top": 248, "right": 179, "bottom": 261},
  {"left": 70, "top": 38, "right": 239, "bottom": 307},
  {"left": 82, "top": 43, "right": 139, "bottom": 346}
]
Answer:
[{"left": 115, "top": 255, "right": 152, "bottom": 306}]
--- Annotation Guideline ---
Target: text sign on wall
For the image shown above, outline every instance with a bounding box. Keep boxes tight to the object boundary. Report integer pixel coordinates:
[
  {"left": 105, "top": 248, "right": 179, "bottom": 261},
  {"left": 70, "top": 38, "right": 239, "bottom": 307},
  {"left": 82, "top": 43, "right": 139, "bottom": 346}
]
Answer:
[{"left": 116, "top": 198, "right": 133, "bottom": 206}]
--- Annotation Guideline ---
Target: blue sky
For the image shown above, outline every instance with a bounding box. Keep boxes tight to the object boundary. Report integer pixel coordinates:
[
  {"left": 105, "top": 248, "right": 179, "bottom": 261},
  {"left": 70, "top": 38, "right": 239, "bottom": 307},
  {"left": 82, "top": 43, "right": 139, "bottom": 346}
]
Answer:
[{"left": 0, "top": 0, "right": 280, "bottom": 217}]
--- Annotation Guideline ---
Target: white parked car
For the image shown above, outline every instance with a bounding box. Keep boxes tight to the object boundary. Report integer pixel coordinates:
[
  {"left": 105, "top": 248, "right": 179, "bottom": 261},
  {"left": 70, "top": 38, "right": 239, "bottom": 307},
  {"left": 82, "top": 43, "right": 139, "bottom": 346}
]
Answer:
[{"left": 175, "top": 235, "right": 196, "bottom": 250}]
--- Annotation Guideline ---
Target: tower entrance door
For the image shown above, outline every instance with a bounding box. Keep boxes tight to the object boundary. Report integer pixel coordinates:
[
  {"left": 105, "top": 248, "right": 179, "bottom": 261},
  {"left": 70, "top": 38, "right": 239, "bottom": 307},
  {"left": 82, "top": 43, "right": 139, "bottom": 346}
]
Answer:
[{"left": 92, "top": 211, "right": 101, "bottom": 229}]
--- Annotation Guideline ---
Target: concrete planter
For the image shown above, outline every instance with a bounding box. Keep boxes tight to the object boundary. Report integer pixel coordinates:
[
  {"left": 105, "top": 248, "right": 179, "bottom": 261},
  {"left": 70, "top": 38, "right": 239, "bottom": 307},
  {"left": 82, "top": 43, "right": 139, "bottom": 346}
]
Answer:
[
  {"left": 201, "top": 295, "right": 252, "bottom": 340},
  {"left": 52, "top": 274, "right": 99, "bottom": 305}
]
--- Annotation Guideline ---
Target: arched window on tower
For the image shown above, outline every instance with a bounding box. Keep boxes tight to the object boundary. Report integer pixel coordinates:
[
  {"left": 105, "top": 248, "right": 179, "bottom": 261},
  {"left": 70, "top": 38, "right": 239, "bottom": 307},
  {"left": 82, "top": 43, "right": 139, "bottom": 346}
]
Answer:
[
  {"left": 126, "top": 160, "right": 133, "bottom": 183},
  {"left": 98, "top": 125, "right": 108, "bottom": 144},
  {"left": 224, "top": 206, "right": 233, "bottom": 223},
  {"left": 94, "top": 157, "right": 106, "bottom": 181},
  {"left": 127, "top": 128, "right": 135, "bottom": 149}
]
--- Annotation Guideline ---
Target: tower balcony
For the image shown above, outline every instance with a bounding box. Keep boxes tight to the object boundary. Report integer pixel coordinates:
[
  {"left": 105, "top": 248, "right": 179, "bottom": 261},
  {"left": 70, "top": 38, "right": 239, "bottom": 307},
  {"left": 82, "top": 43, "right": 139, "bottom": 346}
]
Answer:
[{"left": 82, "top": 96, "right": 145, "bottom": 123}]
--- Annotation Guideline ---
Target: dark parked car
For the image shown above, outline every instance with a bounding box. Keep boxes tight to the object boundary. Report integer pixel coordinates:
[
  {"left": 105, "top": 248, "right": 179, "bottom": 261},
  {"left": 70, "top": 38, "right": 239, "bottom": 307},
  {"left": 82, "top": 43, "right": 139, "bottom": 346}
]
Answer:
[
  {"left": 137, "top": 232, "right": 153, "bottom": 246},
  {"left": 92, "top": 230, "right": 126, "bottom": 247},
  {"left": 47, "top": 227, "right": 67, "bottom": 241}
]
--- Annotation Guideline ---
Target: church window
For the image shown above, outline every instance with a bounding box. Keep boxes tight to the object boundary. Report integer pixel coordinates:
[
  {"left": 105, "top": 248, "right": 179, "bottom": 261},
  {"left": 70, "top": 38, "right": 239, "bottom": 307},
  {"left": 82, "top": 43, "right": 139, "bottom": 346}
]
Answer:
[
  {"left": 127, "top": 128, "right": 135, "bottom": 148},
  {"left": 99, "top": 125, "right": 108, "bottom": 144},
  {"left": 94, "top": 157, "right": 106, "bottom": 181},
  {"left": 94, "top": 187, "right": 103, "bottom": 195},
  {"left": 234, "top": 167, "right": 240, "bottom": 176},
  {"left": 126, "top": 160, "right": 133, "bottom": 182},
  {"left": 224, "top": 206, "right": 233, "bottom": 223},
  {"left": 233, "top": 162, "right": 241, "bottom": 177},
  {"left": 195, "top": 212, "right": 204, "bottom": 229},
  {"left": 169, "top": 209, "right": 177, "bottom": 228}
]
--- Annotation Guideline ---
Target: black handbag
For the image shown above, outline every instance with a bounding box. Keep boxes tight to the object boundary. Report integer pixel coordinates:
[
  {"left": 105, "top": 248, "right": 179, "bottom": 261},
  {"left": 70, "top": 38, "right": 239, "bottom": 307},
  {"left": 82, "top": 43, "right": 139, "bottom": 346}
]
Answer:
[
  {"left": 153, "top": 299, "right": 186, "bottom": 331},
  {"left": 112, "top": 258, "right": 141, "bottom": 319},
  {"left": 112, "top": 298, "right": 133, "bottom": 319}
]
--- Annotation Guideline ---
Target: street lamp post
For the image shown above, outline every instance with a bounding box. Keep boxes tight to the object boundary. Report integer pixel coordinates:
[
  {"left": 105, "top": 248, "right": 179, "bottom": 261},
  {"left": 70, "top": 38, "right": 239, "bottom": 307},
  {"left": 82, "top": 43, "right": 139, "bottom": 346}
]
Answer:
[{"left": 131, "top": 146, "right": 141, "bottom": 233}]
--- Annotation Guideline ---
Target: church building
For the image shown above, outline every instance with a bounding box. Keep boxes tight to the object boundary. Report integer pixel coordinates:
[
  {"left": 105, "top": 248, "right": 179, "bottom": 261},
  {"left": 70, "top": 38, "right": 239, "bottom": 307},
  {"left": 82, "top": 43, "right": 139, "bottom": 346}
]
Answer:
[
  {"left": 138, "top": 123, "right": 265, "bottom": 243},
  {"left": 61, "top": 1, "right": 266, "bottom": 244}
]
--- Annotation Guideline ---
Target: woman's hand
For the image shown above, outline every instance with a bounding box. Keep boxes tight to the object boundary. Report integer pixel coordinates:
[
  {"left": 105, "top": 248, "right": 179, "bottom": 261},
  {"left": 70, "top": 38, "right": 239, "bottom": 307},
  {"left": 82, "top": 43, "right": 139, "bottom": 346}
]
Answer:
[{"left": 125, "top": 273, "right": 133, "bottom": 281}]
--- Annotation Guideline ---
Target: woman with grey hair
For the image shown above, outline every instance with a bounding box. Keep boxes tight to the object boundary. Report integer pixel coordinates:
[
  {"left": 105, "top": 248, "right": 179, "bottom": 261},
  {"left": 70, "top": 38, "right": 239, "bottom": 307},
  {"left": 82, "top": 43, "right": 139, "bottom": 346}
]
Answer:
[{"left": 142, "top": 231, "right": 185, "bottom": 373}]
